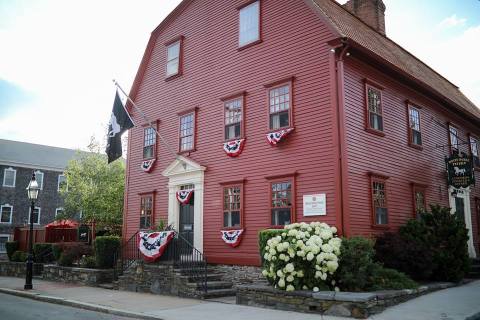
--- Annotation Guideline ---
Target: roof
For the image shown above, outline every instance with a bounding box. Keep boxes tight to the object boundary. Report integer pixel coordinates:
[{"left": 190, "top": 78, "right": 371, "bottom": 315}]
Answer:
[
  {"left": 0, "top": 139, "right": 79, "bottom": 171},
  {"left": 311, "top": 0, "right": 480, "bottom": 121}
]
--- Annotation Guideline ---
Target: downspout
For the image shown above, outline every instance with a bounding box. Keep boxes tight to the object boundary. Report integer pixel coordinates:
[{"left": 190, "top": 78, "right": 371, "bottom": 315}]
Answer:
[{"left": 335, "top": 43, "right": 350, "bottom": 237}]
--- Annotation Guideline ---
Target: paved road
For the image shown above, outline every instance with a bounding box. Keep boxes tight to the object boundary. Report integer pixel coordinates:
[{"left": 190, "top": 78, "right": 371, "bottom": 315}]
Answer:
[{"left": 0, "top": 293, "right": 138, "bottom": 320}]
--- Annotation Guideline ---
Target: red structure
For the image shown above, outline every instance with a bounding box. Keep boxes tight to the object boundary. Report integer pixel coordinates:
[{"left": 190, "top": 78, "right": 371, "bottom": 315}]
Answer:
[{"left": 123, "top": 0, "right": 480, "bottom": 265}]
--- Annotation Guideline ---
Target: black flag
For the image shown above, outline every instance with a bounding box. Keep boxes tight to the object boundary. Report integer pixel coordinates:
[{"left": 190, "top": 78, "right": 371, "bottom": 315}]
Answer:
[{"left": 106, "top": 91, "right": 134, "bottom": 163}]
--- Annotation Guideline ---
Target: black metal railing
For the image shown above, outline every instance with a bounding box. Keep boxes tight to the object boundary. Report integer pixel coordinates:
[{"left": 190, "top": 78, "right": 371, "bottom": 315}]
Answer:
[{"left": 113, "top": 230, "right": 207, "bottom": 293}]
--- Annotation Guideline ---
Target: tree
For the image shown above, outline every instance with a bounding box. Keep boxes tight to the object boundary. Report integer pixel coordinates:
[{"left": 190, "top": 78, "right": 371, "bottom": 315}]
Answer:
[{"left": 58, "top": 139, "right": 125, "bottom": 234}]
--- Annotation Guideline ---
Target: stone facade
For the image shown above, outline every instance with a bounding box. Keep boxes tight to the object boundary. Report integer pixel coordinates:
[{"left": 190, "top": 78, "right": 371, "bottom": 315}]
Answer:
[
  {"left": 236, "top": 283, "right": 459, "bottom": 319},
  {"left": 207, "top": 264, "right": 266, "bottom": 287},
  {"left": 0, "top": 261, "right": 43, "bottom": 277},
  {"left": 42, "top": 265, "right": 114, "bottom": 286}
]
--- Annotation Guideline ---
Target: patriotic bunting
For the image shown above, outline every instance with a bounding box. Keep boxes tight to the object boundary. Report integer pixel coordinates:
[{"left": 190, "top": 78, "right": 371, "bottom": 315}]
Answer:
[
  {"left": 138, "top": 231, "right": 175, "bottom": 262},
  {"left": 223, "top": 139, "right": 245, "bottom": 157},
  {"left": 266, "top": 128, "right": 294, "bottom": 146},
  {"left": 176, "top": 189, "right": 194, "bottom": 204},
  {"left": 220, "top": 229, "right": 244, "bottom": 248},
  {"left": 141, "top": 159, "right": 155, "bottom": 172}
]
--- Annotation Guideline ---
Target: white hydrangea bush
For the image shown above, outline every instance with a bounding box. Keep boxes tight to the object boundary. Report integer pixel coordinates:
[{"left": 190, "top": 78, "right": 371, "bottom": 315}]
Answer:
[{"left": 261, "top": 222, "right": 341, "bottom": 292}]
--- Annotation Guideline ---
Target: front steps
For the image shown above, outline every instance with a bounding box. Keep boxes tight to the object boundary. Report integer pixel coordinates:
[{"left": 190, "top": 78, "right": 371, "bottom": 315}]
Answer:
[{"left": 467, "top": 258, "right": 480, "bottom": 279}]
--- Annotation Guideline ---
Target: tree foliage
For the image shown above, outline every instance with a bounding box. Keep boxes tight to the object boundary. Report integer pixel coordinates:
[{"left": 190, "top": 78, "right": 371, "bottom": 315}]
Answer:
[{"left": 59, "top": 140, "right": 125, "bottom": 233}]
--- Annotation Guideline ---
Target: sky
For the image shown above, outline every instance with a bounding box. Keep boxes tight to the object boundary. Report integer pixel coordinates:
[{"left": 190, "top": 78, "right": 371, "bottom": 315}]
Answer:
[{"left": 0, "top": 0, "right": 479, "bottom": 151}]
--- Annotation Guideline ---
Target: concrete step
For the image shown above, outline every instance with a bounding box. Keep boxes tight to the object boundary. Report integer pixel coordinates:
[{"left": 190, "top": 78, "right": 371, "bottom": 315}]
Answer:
[
  {"left": 187, "top": 280, "right": 233, "bottom": 290},
  {"left": 469, "top": 265, "right": 480, "bottom": 272},
  {"left": 97, "top": 283, "right": 115, "bottom": 290},
  {"left": 202, "top": 288, "right": 237, "bottom": 299}
]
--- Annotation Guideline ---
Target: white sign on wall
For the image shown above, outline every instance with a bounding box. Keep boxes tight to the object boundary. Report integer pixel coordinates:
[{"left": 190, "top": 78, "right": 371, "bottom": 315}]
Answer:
[{"left": 303, "top": 194, "right": 326, "bottom": 216}]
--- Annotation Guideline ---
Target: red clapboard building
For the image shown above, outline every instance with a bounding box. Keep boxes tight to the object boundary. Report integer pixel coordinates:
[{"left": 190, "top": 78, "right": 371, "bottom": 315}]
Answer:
[{"left": 123, "top": 0, "right": 480, "bottom": 266}]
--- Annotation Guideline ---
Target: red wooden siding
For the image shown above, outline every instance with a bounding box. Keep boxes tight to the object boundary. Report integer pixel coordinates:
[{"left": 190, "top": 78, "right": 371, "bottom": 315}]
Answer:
[
  {"left": 343, "top": 56, "right": 480, "bottom": 255},
  {"left": 124, "top": 0, "right": 340, "bottom": 265}
]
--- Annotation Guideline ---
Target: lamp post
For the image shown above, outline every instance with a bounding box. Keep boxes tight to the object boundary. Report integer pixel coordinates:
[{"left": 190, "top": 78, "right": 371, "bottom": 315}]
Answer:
[{"left": 25, "top": 172, "right": 39, "bottom": 290}]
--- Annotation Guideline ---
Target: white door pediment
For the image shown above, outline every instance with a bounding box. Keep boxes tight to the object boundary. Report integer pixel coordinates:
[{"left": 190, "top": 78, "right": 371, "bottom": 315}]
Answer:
[{"left": 162, "top": 156, "right": 206, "bottom": 177}]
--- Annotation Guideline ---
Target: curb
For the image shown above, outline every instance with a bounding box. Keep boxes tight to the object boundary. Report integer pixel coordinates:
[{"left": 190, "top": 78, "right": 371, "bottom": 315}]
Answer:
[{"left": 0, "top": 288, "right": 163, "bottom": 320}]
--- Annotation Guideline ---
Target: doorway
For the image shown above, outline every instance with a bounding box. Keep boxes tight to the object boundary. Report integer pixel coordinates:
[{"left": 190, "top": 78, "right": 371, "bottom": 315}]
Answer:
[
  {"left": 179, "top": 193, "right": 194, "bottom": 245},
  {"left": 449, "top": 187, "right": 477, "bottom": 258}
]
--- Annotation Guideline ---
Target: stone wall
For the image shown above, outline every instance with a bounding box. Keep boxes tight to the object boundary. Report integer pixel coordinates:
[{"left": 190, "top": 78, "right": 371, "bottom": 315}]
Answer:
[
  {"left": 237, "top": 283, "right": 458, "bottom": 319},
  {"left": 208, "top": 264, "right": 265, "bottom": 287},
  {"left": 0, "top": 261, "right": 43, "bottom": 277},
  {"left": 42, "top": 265, "right": 114, "bottom": 286}
]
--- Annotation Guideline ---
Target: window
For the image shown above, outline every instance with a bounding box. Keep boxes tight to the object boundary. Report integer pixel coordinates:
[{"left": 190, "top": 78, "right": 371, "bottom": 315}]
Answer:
[
  {"left": 366, "top": 85, "right": 383, "bottom": 132},
  {"left": 449, "top": 125, "right": 459, "bottom": 153},
  {"left": 0, "top": 204, "right": 13, "bottom": 224},
  {"left": 269, "top": 84, "right": 291, "bottom": 130},
  {"left": 143, "top": 127, "right": 156, "bottom": 159},
  {"left": 179, "top": 112, "right": 195, "bottom": 152},
  {"left": 29, "top": 207, "right": 41, "bottom": 225},
  {"left": 58, "top": 174, "right": 67, "bottom": 192},
  {"left": 271, "top": 180, "right": 293, "bottom": 226},
  {"left": 2, "top": 168, "right": 16, "bottom": 187},
  {"left": 371, "top": 176, "right": 388, "bottom": 225},
  {"left": 35, "top": 170, "right": 44, "bottom": 190},
  {"left": 140, "top": 195, "right": 153, "bottom": 229},
  {"left": 238, "top": 0, "right": 260, "bottom": 47},
  {"left": 408, "top": 106, "right": 422, "bottom": 147},
  {"left": 166, "top": 39, "right": 182, "bottom": 77},
  {"left": 470, "top": 136, "right": 480, "bottom": 167},
  {"left": 223, "top": 186, "right": 242, "bottom": 228},
  {"left": 224, "top": 97, "right": 243, "bottom": 140},
  {"left": 0, "top": 235, "right": 10, "bottom": 253},
  {"left": 55, "top": 208, "right": 65, "bottom": 217},
  {"left": 412, "top": 186, "right": 426, "bottom": 217}
]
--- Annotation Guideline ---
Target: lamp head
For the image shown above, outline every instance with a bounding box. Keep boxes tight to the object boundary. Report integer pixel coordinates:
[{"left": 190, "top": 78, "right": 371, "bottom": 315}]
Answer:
[{"left": 26, "top": 172, "right": 40, "bottom": 200}]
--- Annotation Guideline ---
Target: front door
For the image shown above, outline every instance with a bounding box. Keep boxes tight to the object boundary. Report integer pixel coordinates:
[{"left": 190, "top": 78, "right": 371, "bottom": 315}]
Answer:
[
  {"left": 179, "top": 194, "right": 194, "bottom": 245},
  {"left": 450, "top": 188, "right": 477, "bottom": 258}
]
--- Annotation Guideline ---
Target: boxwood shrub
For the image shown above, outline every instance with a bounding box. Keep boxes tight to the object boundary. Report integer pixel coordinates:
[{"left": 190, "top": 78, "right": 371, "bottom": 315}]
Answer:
[
  {"left": 5, "top": 241, "right": 18, "bottom": 261},
  {"left": 52, "top": 244, "right": 63, "bottom": 261},
  {"left": 33, "top": 243, "right": 54, "bottom": 263},
  {"left": 11, "top": 251, "right": 28, "bottom": 262},
  {"left": 94, "top": 236, "right": 121, "bottom": 268}
]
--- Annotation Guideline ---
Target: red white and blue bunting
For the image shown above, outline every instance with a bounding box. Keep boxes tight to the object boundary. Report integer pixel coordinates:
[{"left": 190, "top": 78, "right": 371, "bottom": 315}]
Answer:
[
  {"left": 266, "top": 128, "right": 294, "bottom": 146},
  {"left": 220, "top": 229, "right": 244, "bottom": 248},
  {"left": 138, "top": 231, "right": 175, "bottom": 262},
  {"left": 223, "top": 139, "right": 245, "bottom": 157},
  {"left": 176, "top": 189, "right": 194, "bottom": 204},
  {"left": 141, "top": 159, "right": 155, "bottom": 173}
]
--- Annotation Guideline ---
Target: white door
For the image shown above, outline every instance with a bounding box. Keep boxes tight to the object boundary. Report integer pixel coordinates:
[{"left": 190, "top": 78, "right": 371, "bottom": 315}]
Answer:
[{"left": 449, "top": 187, "right": 477, "bottom": 258}]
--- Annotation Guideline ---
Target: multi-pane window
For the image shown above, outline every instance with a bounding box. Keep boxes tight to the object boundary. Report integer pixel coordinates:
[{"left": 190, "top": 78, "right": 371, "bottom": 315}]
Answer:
[
  {"left": 58, "top": 174, "right": 67, "bottom": 192},
  {"left": 225, "top": 98, "right": 242, "bottom": 140},
  {"left": 470, "top": 136, "right": 480, "bottom": 167},
  {"left": 140, "top": 196, "right": 153, "bottom": 229},
  {"left": 367, "top": 86, "right": 383, "bottom": 132},
  {"left": 2, "top": 168, "right": 16, "bottom": 187},
  {"left": 35, "top": 171, "right": 44, "bottom": 190},
  {"left": 143, "top": 127, "right": 156, "bottom": 159},
  {"left": 166, "top": 40, "right": 181, "bottom": 77},
  {"left": 223, "top": 186, "right": 241, "bottom": 228},
  {"left": 179, "top": 113, "right": 195, "bottom": 152},
  {"left": 372, "top": 179, "right": 388, "bottom": 225},
  {"left": 0, "top": 205, "right": 13, "bottom": 224},
  {"left": 271, "top": 181, "right": 292, "bottom": 226},
  {"left": 0, "top": 235, "right": 10, "bottom": 253},
  {"left": 408, "top": 106, "right": 422, "bottom": 146},
  {"left": 449, "top": 125, "right": 459, "bottom": 152},
  {"left": 55, "top": 208, "right": 65, "bottom": 217},
  {"left": 239, "top": 1, "right": 260, "bottom": 47},
  {"left": 29, "top": 207, "right": 41, "bottom": 225},
  {"left": 413, "top": 187, "right": 426, "bottom": 217},
  {"left": 269, "top": 85, "right": 290, "bottom": 130}
]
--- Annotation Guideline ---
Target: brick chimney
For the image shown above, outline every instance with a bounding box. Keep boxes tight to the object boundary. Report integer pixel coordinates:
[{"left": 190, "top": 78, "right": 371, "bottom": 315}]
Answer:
[{"left": 343, "top": 0, "right": 386, "bottom": 35}]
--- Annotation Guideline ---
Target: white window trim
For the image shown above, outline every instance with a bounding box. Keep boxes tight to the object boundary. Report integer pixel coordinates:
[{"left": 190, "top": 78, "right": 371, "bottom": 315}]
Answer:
[
  {"left": 55, "top": 207, "right": 64, "bottom": 217},
  {"left": 35, "top": 170, "right": 44, "bottom": 190},
  {"left": 0, "top": 234, "right": 11, "bottom": 253},
  {"left": 57, "top": 174, "right": 67, "bottom": 192},
  {"left": 0, "top": 204, "right": 13, "bottom": 224},
  {"left": 29, "top": 206, "right": 41, "bottom": 225},
  {"left": 2, "top": 167, "right": 16, "bottom": 187}
]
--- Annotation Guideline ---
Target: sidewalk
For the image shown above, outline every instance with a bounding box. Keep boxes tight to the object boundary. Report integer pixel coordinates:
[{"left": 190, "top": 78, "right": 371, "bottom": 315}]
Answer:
[{"left": 0, "top": 276, "right": 479, "bottom": 320}]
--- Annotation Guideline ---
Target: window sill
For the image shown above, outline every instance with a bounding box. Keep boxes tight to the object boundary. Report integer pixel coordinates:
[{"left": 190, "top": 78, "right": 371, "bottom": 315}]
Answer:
[
  {"left": 224, "top": 137, "right": 244, "bottom": 143},
  {"left": 2, "top": 185, "right": 15, "bottom": 188},
  {"left": 365, "top": 127, "right": 385, "bottom": 137},
  {"left": 408, "top": 143, "right": 423, "bottom": 151},
  {"left": 268, "top": 225, "right": 286, "bottom": 229},
  {"left": 177, "top": 148, "right": 196, "bottom": 155},
  {"left": 267, "top": 126, "right": 294, "bottom": 134},
  {"left": 165, "top": 72, "right": 182, "bottom": 82},
  {"left": 238, "top": 39, "right": 262, "bottom": 51},
  {"left": 222, "top": 226, "right": 243, "bottom": 231},
  {"left": 371, "top": 224, "right": 390, "bottom": 230}
]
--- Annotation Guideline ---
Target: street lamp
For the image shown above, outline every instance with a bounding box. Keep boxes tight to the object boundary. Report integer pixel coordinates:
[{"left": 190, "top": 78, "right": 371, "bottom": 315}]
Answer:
[{"left": 25, "top": 172, "right": 39, "bottom": 290}]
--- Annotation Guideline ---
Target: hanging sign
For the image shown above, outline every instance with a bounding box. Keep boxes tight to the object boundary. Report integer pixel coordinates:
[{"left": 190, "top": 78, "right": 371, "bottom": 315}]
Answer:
[
  {"left": 220, "top": 229, "right": 244, "bottom": 247},
  {"left": 141, "top": 159, "right": 156, "bottom": 172},
  {"left": 223, "top": 139, "right": 245, "bottom": 157},
  {"left": 445, "top": 153, "right": 475, "bottom": 188},
  {"left": 176, "top": 189, "right": 194, "bottom": 204},
  {"left": 138, "top": 231, "right": 175, "bottom": 262},
  {"left": 266, "top": 128, "right": 294, "bottom": 145},
  {"left": 303, "top": 194, "right": 327, "bottom": 216}
]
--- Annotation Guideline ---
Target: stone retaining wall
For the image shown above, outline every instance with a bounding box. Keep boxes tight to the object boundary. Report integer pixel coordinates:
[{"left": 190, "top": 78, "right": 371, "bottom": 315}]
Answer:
[
  {"left": 42, "top": 265, "right": 114, "bottom": 286},
  {"left": 237, "top": 283, "right": 458, "bottom": 319},
  {"left": 208, "top": 264, "right": 265, "bottom": 287},
  {"left": 0, "top": 261, "right": 43, "bottom": 277}
]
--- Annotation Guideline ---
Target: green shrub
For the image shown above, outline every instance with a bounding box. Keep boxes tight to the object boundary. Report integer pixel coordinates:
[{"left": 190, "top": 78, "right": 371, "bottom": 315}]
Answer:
[
  {"left": 80, "top": 255, "right": 97, "bottom": 268},
  {"left": 58, "top": 252, "right": 74, "bottom": 266},
  {"left": 5, "top": 241, "right": 18, "bottom": 261},
  {"left": 258, "top": 229, "right": 284, "bottom": 265},
  {"left": 368, "top": 265, "right": 418, "bottom": 291},
  {"left": 11, "top": 251, "right": 28, "bottom": 262},
  {"left": 34, "top": 243, "right": 54, "bottom": 263},
  {"left": 94, "top": 236, "right": 120, "bottom": 268},
  {"left": 52, "top": 244, "right": 63, "bottom": 261}
]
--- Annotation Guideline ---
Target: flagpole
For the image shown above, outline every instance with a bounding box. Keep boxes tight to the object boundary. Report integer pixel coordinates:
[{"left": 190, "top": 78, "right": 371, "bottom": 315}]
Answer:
[{"left": 112, "top": 79, "right": 178, "bottom": 159}]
